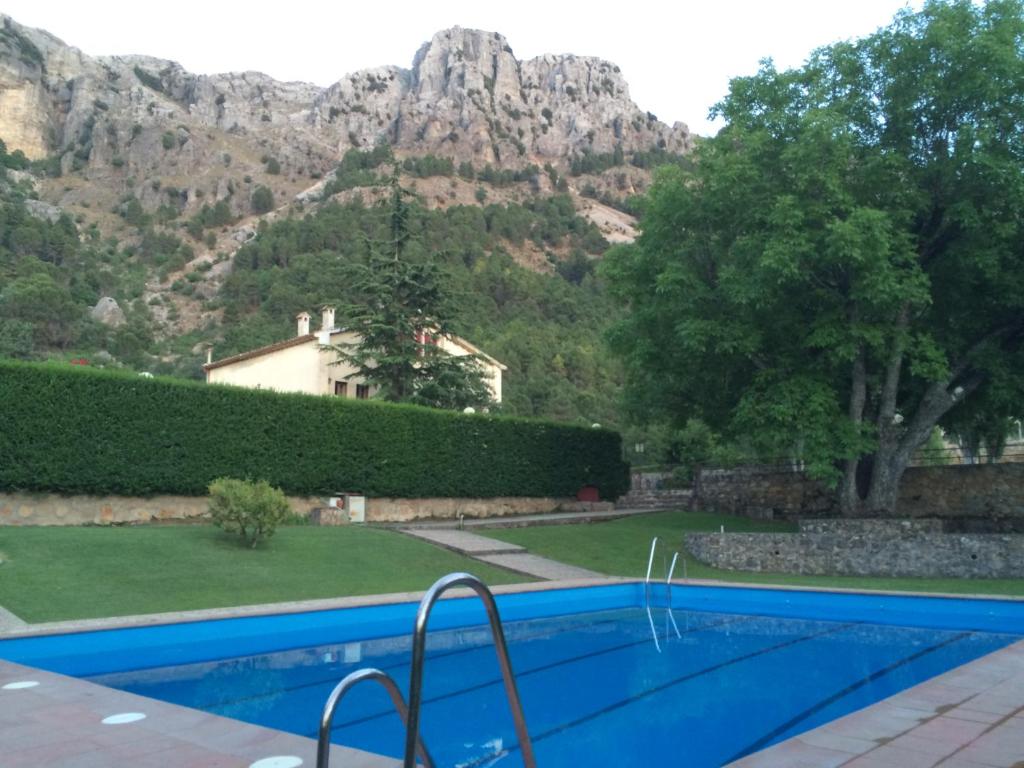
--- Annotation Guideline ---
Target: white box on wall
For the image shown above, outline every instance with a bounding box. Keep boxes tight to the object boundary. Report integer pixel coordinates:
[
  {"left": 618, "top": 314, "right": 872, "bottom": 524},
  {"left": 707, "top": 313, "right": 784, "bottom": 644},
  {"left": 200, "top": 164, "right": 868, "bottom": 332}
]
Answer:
[{"left": 345, "top": 494, "right": 365, "bottom": 523}]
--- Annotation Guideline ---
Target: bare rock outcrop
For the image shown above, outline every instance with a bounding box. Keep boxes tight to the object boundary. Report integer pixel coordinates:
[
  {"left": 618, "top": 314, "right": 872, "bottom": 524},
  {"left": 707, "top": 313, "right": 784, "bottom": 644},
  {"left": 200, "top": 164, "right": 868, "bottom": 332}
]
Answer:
[
  {"left": 90, "top": 297, "right": 126, "bottom": 327},
  {"left": 0, "top": 16, "right": 693, "bottom": 189}
]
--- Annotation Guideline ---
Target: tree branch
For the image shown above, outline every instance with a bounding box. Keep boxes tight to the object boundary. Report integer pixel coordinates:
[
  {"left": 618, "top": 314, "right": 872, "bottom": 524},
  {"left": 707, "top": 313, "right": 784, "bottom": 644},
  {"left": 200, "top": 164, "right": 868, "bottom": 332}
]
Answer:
[
  {"left": 950, "top": 318, "right": 1024, "bottom": 378},
  {"left": 878, "top": 303, "right": 910, "bottom": 428}
]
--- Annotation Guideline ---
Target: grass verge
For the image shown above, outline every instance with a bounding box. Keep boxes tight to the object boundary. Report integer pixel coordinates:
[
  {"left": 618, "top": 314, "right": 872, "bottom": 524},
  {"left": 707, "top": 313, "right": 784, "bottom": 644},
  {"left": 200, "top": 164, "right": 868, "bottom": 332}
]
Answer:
[{"left": 0, "top": 525, "right": 527, "bottom": 623}]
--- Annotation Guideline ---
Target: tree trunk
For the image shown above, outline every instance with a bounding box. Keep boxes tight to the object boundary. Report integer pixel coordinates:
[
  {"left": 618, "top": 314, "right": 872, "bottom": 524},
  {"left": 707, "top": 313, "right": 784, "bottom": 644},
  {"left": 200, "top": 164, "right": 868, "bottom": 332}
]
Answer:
[
  {"left": 863, "top": 444, "right": 905, "bottom": 514},
  {"left": 838, "top": 347, "right": 867, "bottom": 516},
  {"left": 863, "top": 305, "right": 911, "bottom": 514}
]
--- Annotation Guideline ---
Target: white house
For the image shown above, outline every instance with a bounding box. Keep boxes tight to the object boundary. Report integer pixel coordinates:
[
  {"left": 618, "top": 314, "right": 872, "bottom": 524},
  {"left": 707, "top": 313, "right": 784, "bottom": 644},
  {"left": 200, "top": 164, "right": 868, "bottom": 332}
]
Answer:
[{"left": 203, "top": 307, "right": 506, "bottom": 402}]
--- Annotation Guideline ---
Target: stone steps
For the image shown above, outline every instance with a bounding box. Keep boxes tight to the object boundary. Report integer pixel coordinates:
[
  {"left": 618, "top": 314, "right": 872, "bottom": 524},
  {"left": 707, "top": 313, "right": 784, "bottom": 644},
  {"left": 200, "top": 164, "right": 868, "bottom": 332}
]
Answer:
[{"left": 616, "top": 489, "right": 692, "bottom": 511}]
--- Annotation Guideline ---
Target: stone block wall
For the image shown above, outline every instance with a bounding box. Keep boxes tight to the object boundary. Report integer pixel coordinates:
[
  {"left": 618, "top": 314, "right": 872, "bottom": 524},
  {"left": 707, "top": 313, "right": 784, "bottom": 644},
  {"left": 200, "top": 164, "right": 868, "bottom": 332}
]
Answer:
[
  {"left": 693, "top": 463, "right": 1024, "bottom": 528},
  {"left": 0, "top": 491, "right": 608, "bottom": 526},
  {"left": 364, "top": 497, "right": 611, "bottom": 523},
  {"left": 0, "top": 491, "right": 324, "bottom": 526},
  {"left": 686, "top": 519, "right": 1024, "bottom": 579},
  {"left": 693, "top": 465, "right": 833, "bottom": 519},
  {"left": 897, "top": 464, "right": 1024, "bottom": 529}
]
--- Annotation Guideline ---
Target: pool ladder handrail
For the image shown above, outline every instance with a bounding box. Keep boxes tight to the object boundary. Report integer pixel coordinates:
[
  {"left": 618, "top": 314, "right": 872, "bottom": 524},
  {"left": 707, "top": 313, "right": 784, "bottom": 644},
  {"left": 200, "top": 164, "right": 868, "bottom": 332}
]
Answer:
[
  {"left": 403, "top": 572, "right": 537, "bottom": 768},
  {"left": 316, "top": 668, "right": 434, "bottom": 768},
  {"left": 644, "top": 538, "right": 682, "bottom": 650},
  {"left": 645, "top": 537, "right": 682, "bottom": 601}
]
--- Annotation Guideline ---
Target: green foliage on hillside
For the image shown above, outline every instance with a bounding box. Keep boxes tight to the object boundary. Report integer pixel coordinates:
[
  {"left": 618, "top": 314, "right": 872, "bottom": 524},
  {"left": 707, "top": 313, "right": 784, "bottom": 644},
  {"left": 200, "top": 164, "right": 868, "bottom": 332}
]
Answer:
[
  {"left": 250, "top": 185, "right": 274, "bottom": 214},
  {"left": 185, "top": 199, "right": 235, "bottom": 238},
  {"left": 569, "top": 145, "right": 692, "bottom": 177},
  {"left": 320, "top": 144, "right": 395, "bottom": 197},
  {"left": 0, "top": 360, "right": 630, "bottom": 499},
  {"left": 219, "top": 192, "right": 622, "bottom": 424},
  {"left": 0, "top": 145, "right": 155, "bottom": 365}
]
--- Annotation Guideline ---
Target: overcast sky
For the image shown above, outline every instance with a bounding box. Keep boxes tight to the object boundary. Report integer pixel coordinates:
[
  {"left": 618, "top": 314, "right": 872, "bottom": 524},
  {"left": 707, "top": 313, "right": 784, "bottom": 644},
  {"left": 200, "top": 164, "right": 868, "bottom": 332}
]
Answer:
[{"left": 3, "top": 1, "right": 921, "bottom": 135}]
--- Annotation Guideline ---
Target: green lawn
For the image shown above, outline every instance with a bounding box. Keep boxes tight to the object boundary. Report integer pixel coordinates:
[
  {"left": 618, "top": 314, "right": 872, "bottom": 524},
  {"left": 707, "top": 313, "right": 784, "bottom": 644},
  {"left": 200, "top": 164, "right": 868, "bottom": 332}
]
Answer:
[
  {"left": 483, "top": 511, "right": 1024, "bottom": 597},
  {"left": 0, "top": 525, "right": 526, "bottom": 623}
]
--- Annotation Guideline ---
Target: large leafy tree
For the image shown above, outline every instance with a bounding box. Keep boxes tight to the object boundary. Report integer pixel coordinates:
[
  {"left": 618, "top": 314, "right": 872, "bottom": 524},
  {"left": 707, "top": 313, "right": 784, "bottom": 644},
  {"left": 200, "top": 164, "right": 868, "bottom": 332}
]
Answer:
[
  {"left": 329, "top": 178, "right": 493, "bottom": 410},
  {"left": 603, "top": 0, "right": 1024, "bottom": 514}
]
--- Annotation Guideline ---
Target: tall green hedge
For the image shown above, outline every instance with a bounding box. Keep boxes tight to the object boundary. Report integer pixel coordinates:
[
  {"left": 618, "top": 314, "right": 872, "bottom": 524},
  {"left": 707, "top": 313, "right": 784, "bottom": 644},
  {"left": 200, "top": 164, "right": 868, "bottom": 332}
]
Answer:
[{"left": 0, "top": 361, "right": 629, "bottom": 499}]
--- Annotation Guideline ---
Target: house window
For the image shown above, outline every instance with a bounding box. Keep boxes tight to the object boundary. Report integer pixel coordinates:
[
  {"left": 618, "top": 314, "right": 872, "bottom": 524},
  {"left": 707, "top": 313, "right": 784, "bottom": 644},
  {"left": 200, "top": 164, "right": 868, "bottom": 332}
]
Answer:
[
  {"left": 334, "top": 381, "right": 348, "bottom": 397},
  {"left": 356, "top": 384, "right": 370, "bottom": 400}
]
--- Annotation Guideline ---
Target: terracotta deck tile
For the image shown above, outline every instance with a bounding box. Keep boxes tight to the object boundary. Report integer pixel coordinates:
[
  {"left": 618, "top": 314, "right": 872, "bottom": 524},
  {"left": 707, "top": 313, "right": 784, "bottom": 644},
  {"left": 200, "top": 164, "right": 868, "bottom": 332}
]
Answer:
[
  {"left": 796, "top": 729, "right": 879, "bottom": 755},
  {"left": 727, "top": 739, "right": 853, "bottom": 767},
  {"left": 842, "top": 744, "right": 945, "bottom": 767}
]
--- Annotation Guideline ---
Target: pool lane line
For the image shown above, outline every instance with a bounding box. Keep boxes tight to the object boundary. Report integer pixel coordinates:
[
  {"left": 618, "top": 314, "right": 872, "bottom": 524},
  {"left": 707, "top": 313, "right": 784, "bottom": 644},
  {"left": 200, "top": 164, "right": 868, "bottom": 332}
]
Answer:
[
  {"left": 189, "top": 611, "right": 747, "bottom": 730},
  {"left": 319, "top": 613, "right": 757, "bottom": 736},
  {"left": 457, "top": 620, "right": 863, "bottom": 768},
  {"left": 723, "top": 630, "right": 976, "bottom": 763}
]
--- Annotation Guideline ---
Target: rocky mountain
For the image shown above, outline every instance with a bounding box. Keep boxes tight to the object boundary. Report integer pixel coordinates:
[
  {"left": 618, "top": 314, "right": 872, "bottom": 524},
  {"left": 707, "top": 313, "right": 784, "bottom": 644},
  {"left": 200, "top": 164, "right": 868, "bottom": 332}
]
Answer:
[
  {"left": 0, "top": 15, "right": 695, "bottom": 427},
  {"left": 0, "top": 17, "right": 691, "bottom": 216}
]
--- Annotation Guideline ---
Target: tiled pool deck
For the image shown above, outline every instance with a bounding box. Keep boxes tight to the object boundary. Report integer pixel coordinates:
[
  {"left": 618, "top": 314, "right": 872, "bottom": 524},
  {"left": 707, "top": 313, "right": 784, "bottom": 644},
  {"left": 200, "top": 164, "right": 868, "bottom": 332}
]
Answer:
[{"left": 1, "top": 579, "right": 1021, "bottom": 768}]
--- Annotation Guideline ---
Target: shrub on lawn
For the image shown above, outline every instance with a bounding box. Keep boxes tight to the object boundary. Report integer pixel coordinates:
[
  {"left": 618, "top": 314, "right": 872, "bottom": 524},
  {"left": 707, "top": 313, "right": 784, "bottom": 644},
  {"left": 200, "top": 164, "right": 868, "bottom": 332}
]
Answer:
[
  {"left": 0, "top": 360, "right": 630, "bottom": 499},
  {"left": 208, "top": 477, "right": 291, "bottom": 548}
]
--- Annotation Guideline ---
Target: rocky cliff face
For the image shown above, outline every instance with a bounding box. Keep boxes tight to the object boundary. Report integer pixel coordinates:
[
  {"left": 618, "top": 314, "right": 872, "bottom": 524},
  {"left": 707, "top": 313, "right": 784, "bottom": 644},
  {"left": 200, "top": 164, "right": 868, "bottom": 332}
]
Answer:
[{"left": 0, "top": 18, "right": 691, "bottom": 185}]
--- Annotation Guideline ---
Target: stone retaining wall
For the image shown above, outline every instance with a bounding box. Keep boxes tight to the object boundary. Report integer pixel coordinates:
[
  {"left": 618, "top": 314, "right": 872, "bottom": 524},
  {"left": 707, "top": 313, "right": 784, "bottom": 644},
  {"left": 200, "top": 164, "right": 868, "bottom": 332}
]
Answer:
[
  {"left": 364, "top": 497, "right": 611, "bottom": 523},
  {"left": 686, "top": 519, "right": 1024, "bottom": 579},
  {"left": 0, "top": 491, "right": 325, "bottom": 526},
  {"left": 0, "top": 491, "right": 605, "bottom": 526},
  {"left": 693, "top": 463, "right": 1024, "bottom": 527}
]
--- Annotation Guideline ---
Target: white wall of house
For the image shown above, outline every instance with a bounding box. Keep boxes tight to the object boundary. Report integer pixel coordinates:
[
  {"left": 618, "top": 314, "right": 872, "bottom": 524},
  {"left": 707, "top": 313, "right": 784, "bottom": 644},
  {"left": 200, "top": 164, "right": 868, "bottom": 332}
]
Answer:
[
  {"left": 207, "top": 341, "right": 323, "bottom": 395},
  {"left": 437, "top": 336, "right": 504, "bottom": 403}
]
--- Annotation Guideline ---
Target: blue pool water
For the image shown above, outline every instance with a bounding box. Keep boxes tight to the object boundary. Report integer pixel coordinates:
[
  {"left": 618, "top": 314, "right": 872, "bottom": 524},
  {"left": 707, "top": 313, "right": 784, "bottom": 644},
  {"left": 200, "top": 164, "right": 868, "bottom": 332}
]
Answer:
[{"left": 2, "top": 584, "right": 1022, "bottom": 767}]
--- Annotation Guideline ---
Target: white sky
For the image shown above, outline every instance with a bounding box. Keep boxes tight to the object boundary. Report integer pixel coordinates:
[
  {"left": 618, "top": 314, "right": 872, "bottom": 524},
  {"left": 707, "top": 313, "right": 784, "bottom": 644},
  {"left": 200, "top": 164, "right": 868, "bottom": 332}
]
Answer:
[{"left": 3, "top": 1, "right": 921, "bottom": 135}]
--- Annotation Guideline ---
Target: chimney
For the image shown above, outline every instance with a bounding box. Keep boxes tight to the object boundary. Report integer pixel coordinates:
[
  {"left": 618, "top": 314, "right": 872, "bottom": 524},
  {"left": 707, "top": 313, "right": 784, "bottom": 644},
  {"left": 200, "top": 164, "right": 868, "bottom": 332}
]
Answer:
[
  {"left": 321, "top": 306, "right": 336, "bottom": 331},
  {"left": 296, "top": 311, "right": 311, "bottom": 336},
  {"left": 205, "top": 347, "right": 213, "bottom": 365}
]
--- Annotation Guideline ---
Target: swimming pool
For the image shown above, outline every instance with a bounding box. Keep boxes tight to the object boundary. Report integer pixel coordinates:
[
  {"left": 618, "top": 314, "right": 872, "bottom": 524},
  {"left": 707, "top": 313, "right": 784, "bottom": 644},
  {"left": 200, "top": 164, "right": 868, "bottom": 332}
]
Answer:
[{"left": 1, "top": 582, "right": 1021, "bottom": 767}]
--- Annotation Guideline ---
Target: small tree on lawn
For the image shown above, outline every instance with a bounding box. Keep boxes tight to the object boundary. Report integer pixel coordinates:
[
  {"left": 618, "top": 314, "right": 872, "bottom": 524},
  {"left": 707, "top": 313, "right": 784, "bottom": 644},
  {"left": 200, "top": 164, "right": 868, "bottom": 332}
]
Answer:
[{"left": 208, "top": 477, "right": 291, "bottom": 548}]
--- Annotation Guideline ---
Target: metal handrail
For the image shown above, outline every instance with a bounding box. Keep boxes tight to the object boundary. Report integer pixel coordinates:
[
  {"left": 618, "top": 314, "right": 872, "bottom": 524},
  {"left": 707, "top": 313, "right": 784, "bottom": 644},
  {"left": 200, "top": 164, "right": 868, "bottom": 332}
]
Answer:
[
  {"left": 644, "top": 536, "right": 659, "bottom": 607},
  {"left": 403, "top": 573, "right": 537, "bottom": 768},
  {"left": 645, "top": 537, "right": 659, "bottom": 584},
  {"left": 646, "top": 538, "right": 682, "bottom": 643},
  {"left": 665, "top": 552, "right": 682, "bottom": 639},
  {"left": 316, "top": 668, "right": 434, "bottom": 768}
]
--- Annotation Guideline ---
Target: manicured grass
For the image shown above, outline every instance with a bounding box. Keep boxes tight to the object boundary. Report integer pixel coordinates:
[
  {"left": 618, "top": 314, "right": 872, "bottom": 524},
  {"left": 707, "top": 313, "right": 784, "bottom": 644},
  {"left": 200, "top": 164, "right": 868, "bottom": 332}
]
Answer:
[
  {"left": 483, "top": 510, "right": 1024, "bottom": 597},
  {"left": 0, "top": 525, "right": 527, "bottom": 623}
]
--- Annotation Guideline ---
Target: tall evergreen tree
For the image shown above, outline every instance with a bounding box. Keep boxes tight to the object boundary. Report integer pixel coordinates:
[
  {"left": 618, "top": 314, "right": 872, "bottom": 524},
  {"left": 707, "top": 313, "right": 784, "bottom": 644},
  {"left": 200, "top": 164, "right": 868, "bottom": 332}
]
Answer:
[{"left": 328, "top": 176, "right": 493, "bottom": 410}]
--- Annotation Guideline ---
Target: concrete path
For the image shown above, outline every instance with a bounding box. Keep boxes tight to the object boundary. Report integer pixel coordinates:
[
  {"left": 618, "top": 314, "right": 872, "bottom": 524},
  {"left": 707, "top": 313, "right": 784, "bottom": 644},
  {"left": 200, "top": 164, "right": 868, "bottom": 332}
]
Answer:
[
  {"left": 391, "top": 506, "right": 669, "bottom": 530},
  {"left": 396, "top": 528, "right": 526, "bottom": 555},
  {"left": 475, "top": 553, "right": 606, "bottom": 580},
  {"left": 398, "top": 527, "right": 604, "bottom": 580},
  {"left": 0, "top": 604, "right": 26, "bottom": 631}
]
